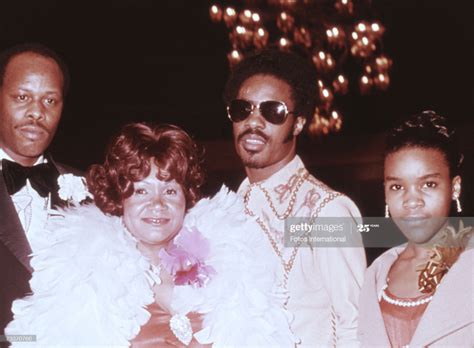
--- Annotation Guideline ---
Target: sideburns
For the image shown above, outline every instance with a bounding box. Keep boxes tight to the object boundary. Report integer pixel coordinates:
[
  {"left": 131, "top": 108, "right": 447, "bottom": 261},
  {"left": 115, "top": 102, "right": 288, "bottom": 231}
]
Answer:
[{"left": 283, "top": 121, "right": 296, "bottom": 143}]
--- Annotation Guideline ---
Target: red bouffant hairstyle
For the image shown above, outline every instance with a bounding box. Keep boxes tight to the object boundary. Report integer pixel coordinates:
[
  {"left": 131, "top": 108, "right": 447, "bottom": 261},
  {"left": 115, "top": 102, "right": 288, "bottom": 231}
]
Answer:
[{"left": 87, "top": 123, "right": 204, "bottom": 216}]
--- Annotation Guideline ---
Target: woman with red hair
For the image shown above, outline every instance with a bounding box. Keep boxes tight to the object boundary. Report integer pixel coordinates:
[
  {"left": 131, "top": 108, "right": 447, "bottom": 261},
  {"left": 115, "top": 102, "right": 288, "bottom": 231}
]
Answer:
[{"left": 7, "top": 123, "right": 296, "bottom": 347}]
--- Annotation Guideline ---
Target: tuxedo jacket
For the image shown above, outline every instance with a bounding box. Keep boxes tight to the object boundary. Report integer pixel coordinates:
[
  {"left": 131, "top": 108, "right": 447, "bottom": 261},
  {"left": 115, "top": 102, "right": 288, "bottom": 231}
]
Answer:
[
  {"left": 358, "top": 245, "right": 474, "bottom": 347},
  {"left": 0, "top": 158, "right": 77, "bottom": 336}
]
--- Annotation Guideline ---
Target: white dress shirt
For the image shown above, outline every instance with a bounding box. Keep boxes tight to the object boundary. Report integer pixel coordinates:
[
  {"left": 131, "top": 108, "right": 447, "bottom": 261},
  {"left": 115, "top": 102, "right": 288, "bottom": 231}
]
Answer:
[{"left": 0, "top": 148, "right": 51, "bottom": 252}]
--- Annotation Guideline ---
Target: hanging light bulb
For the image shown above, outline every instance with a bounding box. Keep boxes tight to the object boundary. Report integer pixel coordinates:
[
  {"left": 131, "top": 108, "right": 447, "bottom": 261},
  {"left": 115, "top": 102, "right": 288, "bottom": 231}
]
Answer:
[
  {"left": 374, "top": 73, "right": 390, "bottom": 91},
  {"left": 333, "top": 74, "right": 349, "bottom": 95},
  {"left": 326, "top": 26, "right": 345, "bottom": 48},
  {"left": 239, "top": 9, "right": 253, "bottom": 25},
  {"left": 276, "top": 11, "right": 295, "bottom": 33},
  {"left": 356, "top": 21, "right": 368, "bottom": 33},
  {"left": 209, "top": 4, "right": 223, "bottom": 23},
  {"left": 335, "top": 0, "right": 354, "bottom": 16},
  {"left": 319, "top": 85, "right": 334, "bottom": 107},
  {"left": 233, "top": 25, "right": 253, "bottom": 48},
  {"left": 359, "top": 74, "right": 373, "bottom": 95},
  {"left": 329, "top": 110, "right": 343, "bottom": 131},
  {"left": 309, "top": 108, "right": 331, "bottom": 136},
  {"left": 278, "top": 36, "right": 292, "bottom": 50},
  {"left": 254, "top": 27, "right": 269, "bottom": 48},
  {"left": 369, "top": 21, "right": 385, "bottom": 39},
  {"left": 351, "top": 36, "right": 376, "bottom": 58},
  {"left": 227, "top": 49, "right": 243, "bottom": 68},
  {"left": 223, "top": 7, "right": 237, "bottom": 27},
  {"left": 251, "top": 12, "right": 261, "bottom": 24},
  {"left": 312, "top": 51, "right": 335, "bottom": 73},
  {"left": 294, "top": 27, "right": 312, "bottom": 48},
  {"left": 279, "top": 0, "right": 298, "bottom": 7},
  {"left": 374, "top": 55, "right": 392, "bottom": 72}
]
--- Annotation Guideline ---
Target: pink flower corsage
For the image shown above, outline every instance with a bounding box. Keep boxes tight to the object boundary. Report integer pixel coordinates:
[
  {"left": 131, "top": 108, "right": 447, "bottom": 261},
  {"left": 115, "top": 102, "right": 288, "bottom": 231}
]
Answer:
[{"left": 159, "top": 227, "right": 216, "bottom": 287}]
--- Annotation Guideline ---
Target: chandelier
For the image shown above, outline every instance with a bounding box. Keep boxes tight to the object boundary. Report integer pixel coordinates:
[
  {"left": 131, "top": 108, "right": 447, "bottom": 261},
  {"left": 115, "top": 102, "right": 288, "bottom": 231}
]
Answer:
[{"left": 209, "top": 0, "right": 392, "bottom": 136}]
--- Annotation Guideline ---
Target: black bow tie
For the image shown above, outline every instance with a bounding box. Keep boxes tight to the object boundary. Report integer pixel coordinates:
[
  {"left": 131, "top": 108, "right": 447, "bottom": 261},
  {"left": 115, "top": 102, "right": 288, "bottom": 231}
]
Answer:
[{"left": 1, "top": 159, "right": 60, "bottom": 197}]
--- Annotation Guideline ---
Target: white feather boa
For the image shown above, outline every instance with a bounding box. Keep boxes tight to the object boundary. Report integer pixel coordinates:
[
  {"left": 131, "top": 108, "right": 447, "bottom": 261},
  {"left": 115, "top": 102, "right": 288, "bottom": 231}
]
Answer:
[{"left": 6, "top": 186, "right": 296, "bottom": 347}]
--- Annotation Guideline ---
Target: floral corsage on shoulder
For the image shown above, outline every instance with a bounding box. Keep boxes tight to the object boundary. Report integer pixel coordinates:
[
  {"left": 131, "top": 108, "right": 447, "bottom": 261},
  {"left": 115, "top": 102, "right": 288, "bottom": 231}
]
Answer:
[
  {"left": 57, "top": 174, "right": 93, "bottom": 205},
  {"left": 159, "top": 227, "right": 216, "bottom": 287}
]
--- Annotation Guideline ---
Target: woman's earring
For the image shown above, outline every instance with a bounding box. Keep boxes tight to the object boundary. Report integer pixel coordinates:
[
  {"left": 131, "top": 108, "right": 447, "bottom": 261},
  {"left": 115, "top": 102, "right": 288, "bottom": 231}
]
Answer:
[
  {"left": 453, "top": 195, "right": 462, "bottom": 213},
  {"left": 453, "top": 183, "right": 462, "bottom": 213},
  {"left": 385, "top": 204, "right": 390, "bottom": 218}
]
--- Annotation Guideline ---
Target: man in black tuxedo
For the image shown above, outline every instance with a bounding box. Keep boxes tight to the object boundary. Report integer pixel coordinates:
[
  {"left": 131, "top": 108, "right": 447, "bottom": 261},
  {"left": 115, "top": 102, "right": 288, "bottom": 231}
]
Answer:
[{"left": 0, "top": 43, "right": 72, "bottom": 339}]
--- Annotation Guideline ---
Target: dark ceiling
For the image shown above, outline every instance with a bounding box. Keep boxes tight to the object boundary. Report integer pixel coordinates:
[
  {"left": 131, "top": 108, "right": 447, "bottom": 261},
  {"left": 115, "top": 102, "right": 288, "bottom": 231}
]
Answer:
[{"left": 0, "top": 0, "right": 473, "bottom": 169}]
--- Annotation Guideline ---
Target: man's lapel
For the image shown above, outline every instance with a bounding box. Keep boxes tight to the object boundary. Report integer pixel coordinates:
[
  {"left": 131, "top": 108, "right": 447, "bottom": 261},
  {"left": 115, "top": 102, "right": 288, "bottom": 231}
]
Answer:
[
  {"left": 0, "top": 155, "right": 77, "bottom": 273},
  {"left": 0, "top": 173, "right": 33, "bottom": 273},
  {"left": 47, "top": 154, "right": 80, "bottom": 176}
]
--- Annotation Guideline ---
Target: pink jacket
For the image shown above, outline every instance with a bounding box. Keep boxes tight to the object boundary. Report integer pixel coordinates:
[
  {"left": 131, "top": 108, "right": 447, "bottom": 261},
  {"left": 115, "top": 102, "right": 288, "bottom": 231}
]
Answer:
[{"left": 358, "top": 246, "right": 473, "bottom": 347}]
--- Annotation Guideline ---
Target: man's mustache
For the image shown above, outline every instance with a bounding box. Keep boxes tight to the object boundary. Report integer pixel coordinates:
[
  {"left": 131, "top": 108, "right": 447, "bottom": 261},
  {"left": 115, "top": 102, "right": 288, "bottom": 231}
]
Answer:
[
  {"left": 15, "top": 120, "right": 50, "bottom": 134},
  {"left": 237, "top": 128, "right": 269, "bottom": 142}
]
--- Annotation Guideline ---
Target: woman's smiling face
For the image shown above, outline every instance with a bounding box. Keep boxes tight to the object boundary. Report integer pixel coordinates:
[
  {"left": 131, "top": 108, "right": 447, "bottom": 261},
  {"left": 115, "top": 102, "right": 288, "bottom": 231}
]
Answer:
[{"left": 122, "top": 163, "right": 186, "bottom": 251}]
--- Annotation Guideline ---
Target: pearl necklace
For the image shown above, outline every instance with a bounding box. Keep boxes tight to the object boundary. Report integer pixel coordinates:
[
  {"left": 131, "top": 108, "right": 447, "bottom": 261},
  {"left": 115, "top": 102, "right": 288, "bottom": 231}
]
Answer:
[{"left": 380, "top": 284, "right": 433, "bottom": 307}]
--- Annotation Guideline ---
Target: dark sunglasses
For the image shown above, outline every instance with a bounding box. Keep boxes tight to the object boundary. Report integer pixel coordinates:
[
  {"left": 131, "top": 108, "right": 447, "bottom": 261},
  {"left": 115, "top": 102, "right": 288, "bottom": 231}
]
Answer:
[{"left": 226, "top": 99, "right": 295, "bottom": 125}]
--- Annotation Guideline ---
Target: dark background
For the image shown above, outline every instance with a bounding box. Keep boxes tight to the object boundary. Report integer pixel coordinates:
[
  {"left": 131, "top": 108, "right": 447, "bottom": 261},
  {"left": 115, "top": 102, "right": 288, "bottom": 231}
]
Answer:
[{"left": 1, "top": 0, "right": 473, "bottom": 226}]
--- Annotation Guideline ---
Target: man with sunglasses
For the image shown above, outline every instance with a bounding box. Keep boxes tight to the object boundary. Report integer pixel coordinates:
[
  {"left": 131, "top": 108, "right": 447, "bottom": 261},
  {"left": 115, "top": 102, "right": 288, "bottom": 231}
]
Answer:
[{"left": 224, "top": 49, "right": 366, "bottom": 346}]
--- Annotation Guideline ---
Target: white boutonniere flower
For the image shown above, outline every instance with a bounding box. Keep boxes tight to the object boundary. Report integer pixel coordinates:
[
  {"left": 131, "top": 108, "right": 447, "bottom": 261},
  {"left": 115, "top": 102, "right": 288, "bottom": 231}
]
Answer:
[{"left": 57, "top": 174, "right": 93, "bottom": 203}]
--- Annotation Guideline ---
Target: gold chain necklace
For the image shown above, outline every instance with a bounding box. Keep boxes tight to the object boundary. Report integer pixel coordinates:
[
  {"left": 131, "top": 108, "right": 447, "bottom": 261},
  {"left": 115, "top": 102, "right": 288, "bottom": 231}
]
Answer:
[
  {"left": 243, "top": 170, "right": 308, "bottom": 288},
  {"left": 252, "top": 215, "right": 299, "bottom": 289},
  {"left": 254, "top": 170, "right": 309, "bottom": 220}
]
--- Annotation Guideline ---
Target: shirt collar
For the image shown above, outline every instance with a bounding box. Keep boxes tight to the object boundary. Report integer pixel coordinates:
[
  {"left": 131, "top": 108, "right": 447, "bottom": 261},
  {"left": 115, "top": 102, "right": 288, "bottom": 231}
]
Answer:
[
  {"left": 238, "top": 155, "right": 305, "bottom": 192},
  {"left": 0, "top": 148, "right": 46, "bottom": 169}
]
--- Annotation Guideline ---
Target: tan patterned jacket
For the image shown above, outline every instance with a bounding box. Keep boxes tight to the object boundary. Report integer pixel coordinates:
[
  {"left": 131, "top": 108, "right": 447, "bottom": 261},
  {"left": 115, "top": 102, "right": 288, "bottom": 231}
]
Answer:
[{"left": 238, "top": 155, "right": 367, "bottom": 347}]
